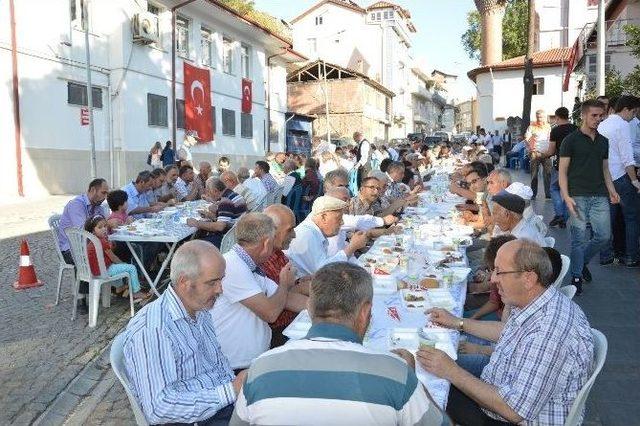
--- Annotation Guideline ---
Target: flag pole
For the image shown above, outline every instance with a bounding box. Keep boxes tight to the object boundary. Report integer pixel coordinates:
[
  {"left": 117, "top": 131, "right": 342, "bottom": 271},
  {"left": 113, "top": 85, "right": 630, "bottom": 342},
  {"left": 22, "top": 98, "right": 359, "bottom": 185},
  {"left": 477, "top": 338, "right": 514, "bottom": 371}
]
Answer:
[{"left": 83, "top": 0, "right": 97, "bottom": 179}]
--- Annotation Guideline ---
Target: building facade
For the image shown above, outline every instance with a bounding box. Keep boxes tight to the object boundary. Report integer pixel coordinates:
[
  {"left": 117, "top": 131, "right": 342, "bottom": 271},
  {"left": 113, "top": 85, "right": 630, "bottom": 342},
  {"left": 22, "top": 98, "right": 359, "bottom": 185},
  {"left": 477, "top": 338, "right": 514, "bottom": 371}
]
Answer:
[
  {"left": 536, "top": 0, "right": 599, "bottom": 50},
  {"left": 468, "top": 48, "right": 579, "bottom": 134},
  {"left": 290, "top": 0, "right": 417, "bottom": 140},
  {"left": 287, "top": 60, "right": 393, "bottom": 144},
  {"left": 0, "top": 0, "right": 304, "bottom": 197}
]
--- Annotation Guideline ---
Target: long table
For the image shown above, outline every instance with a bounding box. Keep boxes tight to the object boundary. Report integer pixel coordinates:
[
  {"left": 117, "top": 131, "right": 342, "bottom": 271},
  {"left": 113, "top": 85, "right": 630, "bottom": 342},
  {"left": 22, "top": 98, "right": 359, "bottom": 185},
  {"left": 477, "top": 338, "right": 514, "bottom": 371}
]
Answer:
[
  {"left": 109, "top": 201, "right": 207, "bottom": 296},
  {"left": 283, "top": 181, "right": 472, "bottom": 408}
]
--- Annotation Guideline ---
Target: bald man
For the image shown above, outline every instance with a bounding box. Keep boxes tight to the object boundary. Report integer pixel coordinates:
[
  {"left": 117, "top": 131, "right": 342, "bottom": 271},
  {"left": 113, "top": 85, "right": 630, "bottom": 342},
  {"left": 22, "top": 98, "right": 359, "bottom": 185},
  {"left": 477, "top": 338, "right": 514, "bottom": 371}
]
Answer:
[
  {"left": 194, "top": 161, "right": 212, "bottom": 199},
  {"left": 262, "top": 204, "right": 311, "bottom": 347},
  {"left": 221, "top": 170, "right": 259, "bottom": 211}
]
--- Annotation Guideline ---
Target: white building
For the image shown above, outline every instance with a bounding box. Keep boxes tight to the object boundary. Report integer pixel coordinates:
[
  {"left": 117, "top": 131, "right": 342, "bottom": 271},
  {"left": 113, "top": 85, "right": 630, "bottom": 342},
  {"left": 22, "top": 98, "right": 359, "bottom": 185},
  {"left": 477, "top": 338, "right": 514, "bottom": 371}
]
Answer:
[
  {"left": 535, "top": 0, "right": 599, "bottom": 50},
  {"left": 290, "top": 0, "right": 417, "bottom": 140},
  {"left": 0, "top": 0, "right": 304, "bottom": 197},
  {"left": 468, "top": 47, "right": 579, "bottom": 133},
  {"left": 409, "top": 67, "right": 456, "bottom": 135}
]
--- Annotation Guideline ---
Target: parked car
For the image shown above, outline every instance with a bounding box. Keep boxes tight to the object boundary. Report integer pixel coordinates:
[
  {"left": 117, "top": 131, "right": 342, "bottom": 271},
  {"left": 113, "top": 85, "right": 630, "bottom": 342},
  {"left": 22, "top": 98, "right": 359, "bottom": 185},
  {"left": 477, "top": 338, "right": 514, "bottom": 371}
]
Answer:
[
  {"left": 423, "top": 136, "right": 442, "bottom": 146},
  {"left": 433, "top": 131, "right": 451, "bottom": 143},
  {"left": 407, "top": 133, "right": 425, "bottom": 142}
]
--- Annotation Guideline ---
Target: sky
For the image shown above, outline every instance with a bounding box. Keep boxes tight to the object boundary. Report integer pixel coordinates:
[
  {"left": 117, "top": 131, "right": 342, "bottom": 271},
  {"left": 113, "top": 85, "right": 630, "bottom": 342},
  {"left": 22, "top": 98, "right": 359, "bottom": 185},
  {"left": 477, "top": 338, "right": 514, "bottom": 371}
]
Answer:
[{"left": 252, "top": 0, "right": 480, "bottom": 100}]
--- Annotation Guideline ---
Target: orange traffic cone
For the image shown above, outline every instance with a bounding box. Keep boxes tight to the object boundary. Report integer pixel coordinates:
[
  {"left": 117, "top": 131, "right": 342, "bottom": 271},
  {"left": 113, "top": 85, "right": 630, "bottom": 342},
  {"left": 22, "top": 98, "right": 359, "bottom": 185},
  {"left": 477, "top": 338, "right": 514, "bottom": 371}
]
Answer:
[{"left": 14, "top": 239, "right": 43, "bottom": 290}]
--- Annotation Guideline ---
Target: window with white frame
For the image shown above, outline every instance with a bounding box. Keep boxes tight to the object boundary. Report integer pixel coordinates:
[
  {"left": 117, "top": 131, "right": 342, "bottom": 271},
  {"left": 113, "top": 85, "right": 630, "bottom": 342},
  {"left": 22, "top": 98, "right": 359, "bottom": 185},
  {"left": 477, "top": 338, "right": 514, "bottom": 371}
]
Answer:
[
  {"left": 587, "top": 54, "right": 611, "bottom": 74},
  {"left": 223, "top": 36, "right": 234, "bottom": 74},
  {"left": 241, "top": 44, "right": 251, "bottom": 79},
  {"left": 315, "top": 15, "right": 323, "bottom": 25},
  {"left": 241, "top": 113, "right": 253, "bottom": 138},
  {"left": 222, "top": 108, "right": 235, "bottom": 135},
  {"left": 176, "top": 15, "right": 189, "bottom": 57},
  {"left": 70, "top": 0, "right": 87, "bottom": 30},
  {"left": 201, "top": 27, "right": 213, "bottom": 67},
  {"left": 147, "top": 2, "right": 162, "bottom": 44},
  {"left": 308, "top": 38, "right": 317, "bottom": 54},
  {"left": 147, "top": 93, "right": 168, "bottom": 127},
  {"left": 532, "top": 78, "right": 545, "bottom": 95}
]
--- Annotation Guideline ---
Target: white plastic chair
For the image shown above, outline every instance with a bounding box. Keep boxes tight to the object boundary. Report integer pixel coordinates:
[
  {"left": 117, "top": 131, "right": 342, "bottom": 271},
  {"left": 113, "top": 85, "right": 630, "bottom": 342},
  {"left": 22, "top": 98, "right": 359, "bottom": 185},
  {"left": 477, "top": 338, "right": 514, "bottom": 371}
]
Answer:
[
  {"left": 544, "top": 236, "right": 556, "bottom": 248},
  {"left": 564, "top": 328, "right": 608, "bottom": 426},
  {"left": 48, "top": 214, "right": 75, "bottom": 305},
  {"left": 552, "top": 254, "right": 571, "bottom": 288},
  {"left": 110, "top": 333, "right": 149, "bottom": 426},
  {"left": 65, "top": 228, "right": 134, "bottom": 327},
  {"left": 220, "top": 221, "right": 239, "bottom": 254},
  {"left": 558, "top": 284, "right": 577, "bottom": 300}
]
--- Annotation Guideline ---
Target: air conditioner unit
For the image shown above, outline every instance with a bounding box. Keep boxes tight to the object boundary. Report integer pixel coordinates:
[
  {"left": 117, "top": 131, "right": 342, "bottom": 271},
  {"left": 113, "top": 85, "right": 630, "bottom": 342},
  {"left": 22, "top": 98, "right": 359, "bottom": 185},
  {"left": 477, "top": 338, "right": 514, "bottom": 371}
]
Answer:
[{"left": 132, "top": 12, "right": 159, "bottom": 45}]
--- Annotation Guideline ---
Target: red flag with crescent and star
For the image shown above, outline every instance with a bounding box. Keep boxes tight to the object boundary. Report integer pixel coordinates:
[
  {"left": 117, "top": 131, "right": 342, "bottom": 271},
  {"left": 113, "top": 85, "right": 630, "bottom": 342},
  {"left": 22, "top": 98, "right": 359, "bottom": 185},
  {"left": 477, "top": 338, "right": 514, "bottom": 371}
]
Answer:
[
  {"left": 242, "top": 78, "right": 252, "bottom": 114},
  {"left": 184, "top": 62, "right": 213, "bottom": 142}
]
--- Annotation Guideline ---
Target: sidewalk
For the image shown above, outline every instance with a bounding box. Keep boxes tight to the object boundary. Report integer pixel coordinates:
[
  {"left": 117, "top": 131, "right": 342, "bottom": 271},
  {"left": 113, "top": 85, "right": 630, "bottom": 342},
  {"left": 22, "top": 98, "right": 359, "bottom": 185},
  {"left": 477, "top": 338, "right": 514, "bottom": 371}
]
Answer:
[{"left": 0, "top": 195, "right": 73, "bottom": 240}]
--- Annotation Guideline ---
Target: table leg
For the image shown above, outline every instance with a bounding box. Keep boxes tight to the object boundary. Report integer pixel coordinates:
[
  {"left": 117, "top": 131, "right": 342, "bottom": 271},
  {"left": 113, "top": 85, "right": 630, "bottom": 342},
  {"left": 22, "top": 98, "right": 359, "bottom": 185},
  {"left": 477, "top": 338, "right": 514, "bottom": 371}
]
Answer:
[
  {"left": 126, "top": 241, "right": 159, "bottom": 297},
  {"left": 150, "top": 242, "right": 178, "bottom": 294}
]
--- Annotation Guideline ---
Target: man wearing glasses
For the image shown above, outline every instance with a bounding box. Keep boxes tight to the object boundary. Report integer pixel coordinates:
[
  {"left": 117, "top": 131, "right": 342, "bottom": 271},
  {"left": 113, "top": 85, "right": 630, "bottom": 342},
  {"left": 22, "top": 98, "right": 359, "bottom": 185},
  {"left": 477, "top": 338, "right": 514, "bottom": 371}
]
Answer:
[{"left": 416, "top": 239, "right": 594, "bottom": 426}]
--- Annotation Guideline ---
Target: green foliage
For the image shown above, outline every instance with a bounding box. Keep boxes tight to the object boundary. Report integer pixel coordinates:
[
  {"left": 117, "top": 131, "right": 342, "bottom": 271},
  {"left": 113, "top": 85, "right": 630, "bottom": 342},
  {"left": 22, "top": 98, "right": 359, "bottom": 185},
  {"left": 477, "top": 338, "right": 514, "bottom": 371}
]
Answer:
[
  {"left": 218, "top": 0, "right": 292, "bottom": 43},
  {"left": 622, "top": 24, "right": 640, "bottom": 96},
  {"left": 461, "top": 0, "right": 528, "bottom": 62}
]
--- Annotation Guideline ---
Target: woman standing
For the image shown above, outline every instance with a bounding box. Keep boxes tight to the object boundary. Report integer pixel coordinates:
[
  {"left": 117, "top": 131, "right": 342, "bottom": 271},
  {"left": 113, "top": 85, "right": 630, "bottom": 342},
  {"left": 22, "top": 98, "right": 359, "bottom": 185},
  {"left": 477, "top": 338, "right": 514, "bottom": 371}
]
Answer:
[
  {"left": 160, "top": 140, "right": 175, "bottom": 167},
  {"left": 148, "top": 141, "right": 162, "bottom": 169}
]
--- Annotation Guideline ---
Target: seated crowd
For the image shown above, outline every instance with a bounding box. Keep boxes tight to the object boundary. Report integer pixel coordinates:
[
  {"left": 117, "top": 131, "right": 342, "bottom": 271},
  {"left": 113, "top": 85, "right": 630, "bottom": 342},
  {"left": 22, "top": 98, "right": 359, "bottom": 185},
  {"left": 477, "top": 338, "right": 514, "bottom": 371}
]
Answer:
[{"left": 56, "top": 130, "right": 596, "bottom": 425}]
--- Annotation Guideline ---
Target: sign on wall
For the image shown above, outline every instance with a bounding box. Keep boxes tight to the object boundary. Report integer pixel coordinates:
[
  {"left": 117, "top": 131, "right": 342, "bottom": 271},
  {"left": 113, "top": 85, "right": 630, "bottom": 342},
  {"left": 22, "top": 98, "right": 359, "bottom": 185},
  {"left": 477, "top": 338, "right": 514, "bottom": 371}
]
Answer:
[
  {"left": 184, "top": 62, "right": 213, "bottom": 142},
  {"left": 80, "top": 107, "right": 90, "bottom": 126}
]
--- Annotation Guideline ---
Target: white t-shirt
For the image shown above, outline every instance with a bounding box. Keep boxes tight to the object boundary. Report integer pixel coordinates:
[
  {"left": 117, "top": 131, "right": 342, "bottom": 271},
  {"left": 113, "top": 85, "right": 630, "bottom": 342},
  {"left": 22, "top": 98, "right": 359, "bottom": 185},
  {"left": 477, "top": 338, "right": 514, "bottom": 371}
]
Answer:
[{"left": 210, "top": 249, "right": 278, "bottom": 369}]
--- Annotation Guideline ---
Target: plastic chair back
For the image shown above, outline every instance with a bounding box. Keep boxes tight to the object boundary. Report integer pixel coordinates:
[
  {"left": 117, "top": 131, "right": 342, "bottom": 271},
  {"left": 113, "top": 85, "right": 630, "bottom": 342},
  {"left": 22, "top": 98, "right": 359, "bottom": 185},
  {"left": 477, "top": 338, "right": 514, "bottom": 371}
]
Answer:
[
  {"left": 558, "top": 284, "right": 577, "bottom": 300},
  {"left": 220, "top": 221, "right": 239, "bottom": 254},
  {"left": 552, "top": 254, "right": 570, "bottom": 288},
  {"left": 65, "top": 228, "right": 109, "bottom": 281},
  {"left": 49, "top": 214, "right": 71, "bottom": 265},
  {"left": 564, "top": 329, "right": 608, "bottom": 426},
  {"left": 110, "top": 333, "right": 150, "bottom": 426}
]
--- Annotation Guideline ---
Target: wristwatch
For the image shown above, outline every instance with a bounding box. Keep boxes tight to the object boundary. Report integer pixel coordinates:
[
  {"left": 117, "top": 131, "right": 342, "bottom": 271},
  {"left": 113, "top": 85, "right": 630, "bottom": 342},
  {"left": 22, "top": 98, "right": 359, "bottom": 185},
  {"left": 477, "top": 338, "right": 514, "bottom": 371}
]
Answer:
[{"left": 458, "top": 319, "right": 464, "bottom": 332}]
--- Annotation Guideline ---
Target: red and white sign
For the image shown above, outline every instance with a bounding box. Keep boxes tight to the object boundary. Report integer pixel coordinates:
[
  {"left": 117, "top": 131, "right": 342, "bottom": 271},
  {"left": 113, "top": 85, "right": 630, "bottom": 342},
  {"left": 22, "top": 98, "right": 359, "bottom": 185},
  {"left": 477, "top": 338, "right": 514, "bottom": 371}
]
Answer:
[
  {"left": 242, "top": 78, "right": 252, "bottom": 114},
  {"left": 184, "top": 62, "right": 213, "bottom": 142},
  {"left": 80, "top": 107, "right": 90, "bottom": 126}
]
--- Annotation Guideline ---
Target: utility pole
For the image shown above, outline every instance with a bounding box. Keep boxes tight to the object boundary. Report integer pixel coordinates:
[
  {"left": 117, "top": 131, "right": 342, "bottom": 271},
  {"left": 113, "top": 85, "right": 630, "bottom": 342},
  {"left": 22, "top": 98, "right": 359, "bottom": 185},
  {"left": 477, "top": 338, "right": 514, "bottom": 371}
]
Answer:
[
  {"left": 83, "top": 0, "right": 97, "bottom": 179},
  {"left": 521, "top": 0, "right": 535, "bottom": 136},
  {"left": 596, "top": 0, "right": 606, "bottom": 96},
  {"left": 322, "top": 60, "right": 331, "bottom": 144}
]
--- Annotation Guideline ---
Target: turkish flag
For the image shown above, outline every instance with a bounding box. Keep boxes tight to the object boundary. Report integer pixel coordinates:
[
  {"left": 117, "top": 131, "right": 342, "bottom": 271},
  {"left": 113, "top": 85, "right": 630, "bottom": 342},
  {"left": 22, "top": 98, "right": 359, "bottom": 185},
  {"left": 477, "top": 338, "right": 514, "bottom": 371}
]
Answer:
[
  {"left": 242, "top": 78, "right": 252, "bottom": 113},
  {"left": 184, "top": 62, "right": 213, "bottom": 142}
]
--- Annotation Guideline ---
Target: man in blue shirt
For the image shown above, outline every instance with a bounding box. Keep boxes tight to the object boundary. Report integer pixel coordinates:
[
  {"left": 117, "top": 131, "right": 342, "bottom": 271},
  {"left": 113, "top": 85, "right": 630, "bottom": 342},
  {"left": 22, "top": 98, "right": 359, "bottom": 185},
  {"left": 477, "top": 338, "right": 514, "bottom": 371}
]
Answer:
[
  {"left": 123, "top": 240, "right": 247, "bottom": 425},
  {"left": 122, "top": 171, "right": 164, "bottom": 219}
]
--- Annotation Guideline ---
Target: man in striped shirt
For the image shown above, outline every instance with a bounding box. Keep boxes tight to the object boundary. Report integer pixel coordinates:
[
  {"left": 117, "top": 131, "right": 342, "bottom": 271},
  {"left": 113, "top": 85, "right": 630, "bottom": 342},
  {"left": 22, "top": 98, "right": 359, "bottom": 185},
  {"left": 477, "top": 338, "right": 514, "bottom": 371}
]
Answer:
[
  {"left": 122, "top": 240, "right": 247, "bottom": 425},
  {"left": 254, "top": 160, "right": 279, "bottom": 193},
  {"left": 230, "top": 262, "right": 449, "bottom": 426},
  {"left": 187, "top": 178, "right": 246, "bottom": 248}
]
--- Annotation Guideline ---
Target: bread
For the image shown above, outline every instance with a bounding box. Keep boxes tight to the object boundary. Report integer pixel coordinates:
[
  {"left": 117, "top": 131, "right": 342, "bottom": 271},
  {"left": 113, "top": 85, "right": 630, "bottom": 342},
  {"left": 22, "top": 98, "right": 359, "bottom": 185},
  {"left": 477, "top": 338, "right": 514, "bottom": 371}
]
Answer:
[{"left": 419, "top": 278, "right": 439, "bottom": 289}]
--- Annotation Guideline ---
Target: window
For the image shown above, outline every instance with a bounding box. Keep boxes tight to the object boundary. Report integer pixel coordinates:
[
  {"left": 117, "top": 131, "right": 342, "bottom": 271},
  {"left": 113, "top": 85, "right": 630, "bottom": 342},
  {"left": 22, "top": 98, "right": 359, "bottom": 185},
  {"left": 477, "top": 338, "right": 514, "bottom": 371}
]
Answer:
[
  {"left": 201, "top": 27, "right": 213, "bottom": 67},
  {"left": 269, "top": 123, "right": 279, "bottom": 143},
  {"left": 315, "top": 15, "right": 323, "bottom": 25},
  {"left": 587, "top": 54, "right": 611, "bottom": 74},
  {"left": 176, "top": 99, "right": 185, "bottom": 129},
  {"left": 67, "top": 82, "right": 102, "bottom": 108},
  {"left": 241, "top": 44, "right": 251, "bottom": 79},
  {"left": 146, "top": 3, "right": 161, "bottom": 44},
  {"left": 308, "top": 38, "right": 317, "bottom": 54},
  {"left": 370, "top": 13, "right": 375, "bottom": 20},
  {"left": 70, "top": 0, "right": 87, "bottom": 30},
  {"left": 222, "top": 108, "right": 235, "bottom": 135},
  {"left": 147, "top": 93, "right": 168, "bottom": 127},
  {"left": 376, "top": 12, "right": 381, "bottom": 20},
  {"left": 532, "top": 78, "right": 545, "bottom": 95},
  {"left": 383, "top": 11, "right": 390, "bottom": 19},
  {"left": 241, "top": 113, "right": 253, "bottom": 138},
  {"left": 176, "top": 15, "right": 189, "bottom": 57},
  {"left": 212, "top": 106, "right": 216, "bottom": 134},
  {"left": 223, "top": 36, "right": 233, "bottom": 74}
]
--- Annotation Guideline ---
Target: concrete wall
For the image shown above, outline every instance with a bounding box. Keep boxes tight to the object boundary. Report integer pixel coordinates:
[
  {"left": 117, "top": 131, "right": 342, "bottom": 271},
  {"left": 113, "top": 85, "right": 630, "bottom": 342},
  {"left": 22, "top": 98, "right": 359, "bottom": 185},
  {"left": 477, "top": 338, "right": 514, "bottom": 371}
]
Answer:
[
  {"left": 475, "top": 65, "right": 579, "bottom": 132},
  {"left": 0, "top": 0, "right": 290, "bottom": 197}
]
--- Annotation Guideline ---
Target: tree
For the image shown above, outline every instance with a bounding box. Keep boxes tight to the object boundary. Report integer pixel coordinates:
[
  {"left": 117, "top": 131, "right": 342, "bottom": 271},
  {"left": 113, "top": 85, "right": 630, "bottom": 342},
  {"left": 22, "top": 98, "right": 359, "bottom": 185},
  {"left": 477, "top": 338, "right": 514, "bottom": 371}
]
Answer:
[{"left": 461, "top": 0, "right": 528, "bottom": 62}]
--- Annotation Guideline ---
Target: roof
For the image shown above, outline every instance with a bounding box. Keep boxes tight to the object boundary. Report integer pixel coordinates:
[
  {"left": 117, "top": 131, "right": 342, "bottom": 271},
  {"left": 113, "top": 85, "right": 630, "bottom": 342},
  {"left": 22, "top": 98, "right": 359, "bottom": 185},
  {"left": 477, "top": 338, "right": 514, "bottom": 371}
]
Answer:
[
  {"left": 431, "top": 69, "right": 458, "bottom": 78},
  {"left": 287, "top": 60, "right": 396, "bottom": 97},
  {"left": 291, "top": 0, "right": 365, "bottom": 24},
  {"left": 367, "top": 1, "right": 410, "bottom": 18},
  {"left": 467, "top": 47, "right": 572, "bottom": 82}
]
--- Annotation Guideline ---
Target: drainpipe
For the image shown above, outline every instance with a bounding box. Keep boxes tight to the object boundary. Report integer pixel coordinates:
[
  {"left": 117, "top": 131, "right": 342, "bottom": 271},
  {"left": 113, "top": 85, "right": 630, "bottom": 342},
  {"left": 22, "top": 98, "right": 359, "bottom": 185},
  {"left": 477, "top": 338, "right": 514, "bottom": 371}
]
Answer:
[
  {"left": 9, "top": 0, "right": 23, "bottom": 196},
  {"left": 171, "top": 0, "right": 199, "bottom": 146},
  {"left": 266, "top": 49, "right": 288, "bottom": 153}
]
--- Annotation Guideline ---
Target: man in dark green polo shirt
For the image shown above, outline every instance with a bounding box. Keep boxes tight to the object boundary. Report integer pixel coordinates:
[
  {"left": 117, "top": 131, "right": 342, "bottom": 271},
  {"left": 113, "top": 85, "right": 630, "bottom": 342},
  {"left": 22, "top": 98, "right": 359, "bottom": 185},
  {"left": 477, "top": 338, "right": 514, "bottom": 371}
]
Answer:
[{"left": 559, "top": 99, "right": 620, "bottom": 295}]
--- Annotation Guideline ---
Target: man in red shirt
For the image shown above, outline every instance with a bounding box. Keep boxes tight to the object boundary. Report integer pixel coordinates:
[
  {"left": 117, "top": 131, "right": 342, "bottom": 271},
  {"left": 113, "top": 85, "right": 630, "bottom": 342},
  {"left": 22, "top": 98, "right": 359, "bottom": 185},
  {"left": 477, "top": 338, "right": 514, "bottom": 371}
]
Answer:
[{"left": 261, "top": 204, "right": 310, "bottom": 347}]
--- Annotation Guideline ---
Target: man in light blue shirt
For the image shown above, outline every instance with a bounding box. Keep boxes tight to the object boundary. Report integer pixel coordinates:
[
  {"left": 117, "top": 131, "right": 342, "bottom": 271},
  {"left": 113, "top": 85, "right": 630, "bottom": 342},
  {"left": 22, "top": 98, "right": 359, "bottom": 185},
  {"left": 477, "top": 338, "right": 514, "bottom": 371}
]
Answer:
[
  {"left": 122, "top": 171, "right": 163, "bottom": 219},
  {"left": 123, "top": 240, "right": 246, "bottom": 425}
]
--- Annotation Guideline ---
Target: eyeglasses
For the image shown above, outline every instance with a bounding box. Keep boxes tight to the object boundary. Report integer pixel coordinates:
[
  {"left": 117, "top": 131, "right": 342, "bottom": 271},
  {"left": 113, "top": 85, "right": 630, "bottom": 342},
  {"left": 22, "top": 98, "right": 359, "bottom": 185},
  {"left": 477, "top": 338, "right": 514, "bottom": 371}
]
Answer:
[{"left": 494, "top": 270, "right": 526, "bottom": 276}]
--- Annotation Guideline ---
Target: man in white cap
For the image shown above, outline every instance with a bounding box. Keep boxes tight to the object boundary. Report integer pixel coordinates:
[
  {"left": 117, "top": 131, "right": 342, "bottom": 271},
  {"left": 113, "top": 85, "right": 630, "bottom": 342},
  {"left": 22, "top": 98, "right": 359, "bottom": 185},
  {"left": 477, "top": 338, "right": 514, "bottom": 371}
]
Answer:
[
  {"left": 285, "top": 196, "right": 369, "bottom": 277},
  {"left": 492, "top": 191, "right": 548, "bottom": 247}
]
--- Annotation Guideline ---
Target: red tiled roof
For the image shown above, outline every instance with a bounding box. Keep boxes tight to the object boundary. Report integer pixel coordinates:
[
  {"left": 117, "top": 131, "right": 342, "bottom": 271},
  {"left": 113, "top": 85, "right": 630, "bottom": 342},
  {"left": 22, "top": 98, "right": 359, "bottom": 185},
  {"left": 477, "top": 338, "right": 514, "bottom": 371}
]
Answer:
[{"left": 467, "top": 47, "right": 573, "bottom": 82}]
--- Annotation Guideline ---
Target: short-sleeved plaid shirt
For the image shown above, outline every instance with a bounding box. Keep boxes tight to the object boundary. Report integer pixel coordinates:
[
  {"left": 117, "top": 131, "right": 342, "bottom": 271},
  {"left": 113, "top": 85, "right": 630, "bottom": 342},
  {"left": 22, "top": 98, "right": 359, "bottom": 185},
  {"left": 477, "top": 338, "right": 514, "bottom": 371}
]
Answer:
[{"left": 481, "top": 287, "right": 594, "bottom": 425}]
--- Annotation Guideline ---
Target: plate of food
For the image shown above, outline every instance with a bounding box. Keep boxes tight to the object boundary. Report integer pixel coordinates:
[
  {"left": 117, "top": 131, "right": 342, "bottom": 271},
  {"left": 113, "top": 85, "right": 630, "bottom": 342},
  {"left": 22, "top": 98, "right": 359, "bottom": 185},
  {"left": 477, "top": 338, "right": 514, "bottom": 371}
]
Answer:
[{"left": 401, "top": 289, "right": 427, "bottom": 310}]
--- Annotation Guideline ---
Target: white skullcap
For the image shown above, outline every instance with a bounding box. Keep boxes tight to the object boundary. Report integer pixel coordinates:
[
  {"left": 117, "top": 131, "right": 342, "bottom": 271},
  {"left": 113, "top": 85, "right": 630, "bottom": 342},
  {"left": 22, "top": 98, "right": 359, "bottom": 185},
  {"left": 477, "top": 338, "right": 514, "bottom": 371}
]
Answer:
[
  {"left": 310, "top": 196, "right": 347, "bottom": 217},
  {"left": 506, "top": 182, "right": 533, "bottom": 201}
]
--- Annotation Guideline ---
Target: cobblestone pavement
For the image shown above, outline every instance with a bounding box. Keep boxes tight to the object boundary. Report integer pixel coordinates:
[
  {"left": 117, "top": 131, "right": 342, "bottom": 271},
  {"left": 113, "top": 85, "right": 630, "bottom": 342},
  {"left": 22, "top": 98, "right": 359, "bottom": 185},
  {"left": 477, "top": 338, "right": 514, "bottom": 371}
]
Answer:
[{"left": 0, "top": 228, "right": 131, "bottom": 425}]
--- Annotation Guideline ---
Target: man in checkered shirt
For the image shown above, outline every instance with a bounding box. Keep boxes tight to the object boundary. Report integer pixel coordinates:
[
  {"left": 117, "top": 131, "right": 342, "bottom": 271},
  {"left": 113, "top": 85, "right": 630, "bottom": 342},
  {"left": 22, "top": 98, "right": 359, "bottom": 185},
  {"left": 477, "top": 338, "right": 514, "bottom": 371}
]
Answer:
[{"left": 418, "top": 239, "right": 594, "bottom": 425}]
